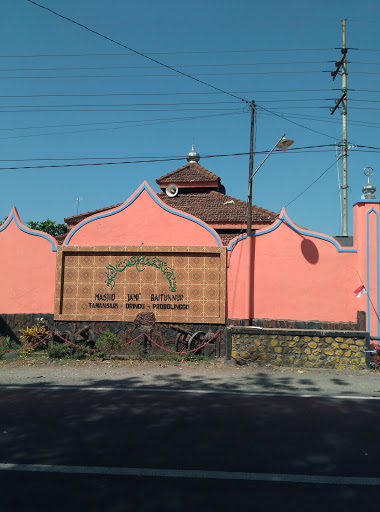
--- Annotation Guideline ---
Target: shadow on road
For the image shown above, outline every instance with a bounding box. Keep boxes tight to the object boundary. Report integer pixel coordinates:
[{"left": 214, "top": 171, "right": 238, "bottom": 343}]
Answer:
[
  {"left": 0, "top": 364, "right": 374, "bottom": 397},
  {"left": 0, "top": 365, "right": 379, "bottom": 511}
]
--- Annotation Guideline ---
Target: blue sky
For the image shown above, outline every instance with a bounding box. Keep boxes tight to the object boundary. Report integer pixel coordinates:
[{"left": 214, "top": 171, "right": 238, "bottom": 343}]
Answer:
[{"left": 2, "top": 0, "right": 380, "bottom": 236}]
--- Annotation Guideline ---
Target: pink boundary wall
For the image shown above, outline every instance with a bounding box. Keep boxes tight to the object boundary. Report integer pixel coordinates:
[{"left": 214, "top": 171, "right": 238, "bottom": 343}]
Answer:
[
  {"left": 0, "top": 207, "right": 57, "bottom": 314},
  {"left": 63, "top": 181, "right": 222, "bottom": 248},
  {"left": 227, "top": 209, "right": 358, "bottom": 324},
  {"left": 353, "top": 201, "right": 380, "bottom": 339},
  {"left": 0, "top": 182, "right": 379, "bottom": 337}
]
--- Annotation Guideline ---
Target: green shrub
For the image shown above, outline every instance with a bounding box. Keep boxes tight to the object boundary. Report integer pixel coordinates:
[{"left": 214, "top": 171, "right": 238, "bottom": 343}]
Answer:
[
  {"left": 48, "top": 344, "right": 69, "bottom": 360},
  {"left": 3, "top": 336, "right": 18, "bottom": 350},
  {"left": 0, "top": 336, "right": 20, "bottom": 359},
  {"left": 20, "top": 319, "right": 49, "bottom": 350},
  {"left": 95, "top": 330, "right": 122, "bottom": 352}
]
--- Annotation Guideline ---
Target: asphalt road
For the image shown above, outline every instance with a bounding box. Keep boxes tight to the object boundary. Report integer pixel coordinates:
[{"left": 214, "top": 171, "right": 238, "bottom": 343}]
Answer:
[
  {"left": 0, "top": 360, "right": 380, "bottom": 396},
  {"left": 1, "top": 368, "right": 380, "bottom": 512}
]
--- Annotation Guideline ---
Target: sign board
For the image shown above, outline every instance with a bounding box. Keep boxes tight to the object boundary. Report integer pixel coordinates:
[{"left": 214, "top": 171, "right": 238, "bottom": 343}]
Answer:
[{"left": 54, "top": 246, "right": 226, "bottom": 323}]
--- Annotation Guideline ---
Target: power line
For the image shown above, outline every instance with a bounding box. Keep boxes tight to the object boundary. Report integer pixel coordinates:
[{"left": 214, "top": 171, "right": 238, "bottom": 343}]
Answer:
[
  {"left": 260, "top": 108, "right": 380, "bottom": 133},
  {"left": 0, "top": 111, "right": 245, "bottom": 139},
  {"left": 0, "top": 107, "right": 245, "bottom": 113},
  {"left": 1, "top": 108, "right": 355, "bottom": 135},
  {"left": 350, "top": 99, "right": 380, "bottom": 103},
  {"left": 0, "top": 62, "right": 333, "bottom": 71},
  {"left": 284, "top": 159, "right": 340, "bottom": 208},
  {"left": 0, "top": 71, "right": 327, "bottom": 78},
  {"left": 0, "top": 145, "right": 338, "bottom": 161},
  {"left": 3, "top": 146, "right": 380, "bottom": 169},
  {"left": 356, "top": 144, "right": 380, "bottom": 151},
  {"left": 0, "top": 89, "right": 341, "bottom": 98},
  {"left": 0, "top": 104, "right": 340, "bottom": 113},
  {"left": 22, "top": 1, "right": 368, "bottom": 149},
  {"left": 351, "top": 89, "right": 380, "bottom": 92},
  {"left": 8, "top": 146, "right": 380, "bottom": 164},
  {"left": 0, "top": 101, "right": 243, "bottom": 108},
  {"left": 1, "top": 116, "right": 240, "bottom": 132},
  {"left": 260, "top": 110, "right": 380, "bottom": 128},
  {"left": 255, "top": 104, "right": 338, "bottom": 140},
  {"left": 0, "top": 99, "right": 334, "bottom": 108},
  {"left": 5, "top": 140, "right": 380, "bottom": 166},
  {"left": 0, "top": 146, "right": 341, "bottom": 169},
  {"left": 25, "top": 0, "right": 248, "bottom": 104},
  {"left": 0, "top": 156, "right": 221, "bottom": 171},
  {"left": 0, "top": 48, "right": 339, "bottom": 58},
  {"left": 259, "top": 105, "right": 380, "bottom": 111}
]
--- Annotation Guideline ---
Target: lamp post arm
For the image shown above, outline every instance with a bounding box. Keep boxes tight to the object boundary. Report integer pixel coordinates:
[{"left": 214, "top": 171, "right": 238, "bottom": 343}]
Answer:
[{"left": 250, "top": 133, "right": 285, "bottom": 180}]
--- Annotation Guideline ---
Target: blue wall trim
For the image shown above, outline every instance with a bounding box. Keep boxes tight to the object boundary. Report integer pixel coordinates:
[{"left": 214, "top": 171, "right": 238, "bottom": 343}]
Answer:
[
  {"left": 64, "top": 182, "right": 222, "bottom": 247},
  {"left": 0, "top": 211, "right": 57, "bottom": 252},
  {"left": 227, "top": 211, "right": 358, "bottom": 253},
  {"left": 366, "top": 207, "right": 380, "bottom": 339}
]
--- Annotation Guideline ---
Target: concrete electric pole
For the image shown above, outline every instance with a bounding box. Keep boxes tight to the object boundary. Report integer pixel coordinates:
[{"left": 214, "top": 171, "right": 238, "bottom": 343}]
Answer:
[{"left": 330, "top": 19, "right": 348, "bottom": 236}]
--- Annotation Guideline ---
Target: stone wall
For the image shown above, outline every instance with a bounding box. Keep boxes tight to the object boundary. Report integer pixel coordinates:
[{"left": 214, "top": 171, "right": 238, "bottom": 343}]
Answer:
[
  {"left": 227, "top": 310, "right": 366, "bottom": 331},
  {"left": 227, "top": 328, "right": 370, "bottom": 370},
  {"left": 0, "top": 314, "right": 225, "bottom": 356}
]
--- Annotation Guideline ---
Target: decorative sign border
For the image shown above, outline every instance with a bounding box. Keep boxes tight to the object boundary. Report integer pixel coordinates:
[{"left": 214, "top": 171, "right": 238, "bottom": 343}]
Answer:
[
  {"left": 54, "top": 245, "right": 226, "bottom": 324},
  {"left": 105, "top": 255, "right": 177, "bottom": 292}
]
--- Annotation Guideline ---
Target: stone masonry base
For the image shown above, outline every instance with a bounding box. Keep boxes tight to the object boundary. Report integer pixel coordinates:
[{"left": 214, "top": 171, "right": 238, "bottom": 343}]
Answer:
[{"left": 227, "top": 328, "right": 371, "bottom": 370}]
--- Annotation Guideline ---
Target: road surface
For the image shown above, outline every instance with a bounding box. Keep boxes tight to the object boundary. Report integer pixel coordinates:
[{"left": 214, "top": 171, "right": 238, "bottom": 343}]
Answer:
[{"left": 0, "top": 362, "right": 379, "bottom": 511}]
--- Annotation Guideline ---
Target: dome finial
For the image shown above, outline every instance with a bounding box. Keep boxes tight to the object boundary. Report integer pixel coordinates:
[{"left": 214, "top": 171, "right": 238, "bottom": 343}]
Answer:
[
  {"left": 187, "top": 140, "right": 200, "bottom": 163},
  {"left": 362, "top": 167, "right": 376, "bottom": 199}
]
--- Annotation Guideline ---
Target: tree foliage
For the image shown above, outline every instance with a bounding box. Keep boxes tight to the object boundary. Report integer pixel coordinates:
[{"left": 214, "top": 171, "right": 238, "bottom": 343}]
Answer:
[
  {"left": 26, "top": 218, "right": 68, "bottom": 237},
  {"left": 0, "top": 217, "right": 67, "bottom": 237}
]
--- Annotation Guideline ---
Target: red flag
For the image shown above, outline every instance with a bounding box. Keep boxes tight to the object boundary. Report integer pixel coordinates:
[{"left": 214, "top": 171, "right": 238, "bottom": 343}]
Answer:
[{"left": 354, "top": 285, "right": 366, "bottom": 298}]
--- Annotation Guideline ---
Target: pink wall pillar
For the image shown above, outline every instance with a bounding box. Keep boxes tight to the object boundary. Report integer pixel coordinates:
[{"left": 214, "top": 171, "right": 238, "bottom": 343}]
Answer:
[
  {"left": 0, "top": 208, "right": 57, "bottom": 314},
  {"left": 353, "top": 201, "right": 380, "bottom": 337}
]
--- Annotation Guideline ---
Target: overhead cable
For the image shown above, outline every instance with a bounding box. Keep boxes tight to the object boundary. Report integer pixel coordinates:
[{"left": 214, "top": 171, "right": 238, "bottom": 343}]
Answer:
[
  {"left": 0, "top": 144, "right": 338, "bottom": 161},
  {"left": 0, "top": 89, "right": 340, "bottom": 97},
  {"left": 0, "top": 111, "right": 245, "bottom": 139},
  {"left": 284, "top": 159, "right": 341, "bottom": 208},
  {"left": 0, "top": 61, "right": 334, "bottom": 71},
  {"left": 0, "top": 71, "right": 327, "bottom": 78},
  {"left": 25, "top": 0, "right": 249, "bottom": 104},
  {"left": 255, "top": 104, "right": 337, "bottom": 140},
  {"left": 0, "top": 48, "right": 339, "bottom": 58}
]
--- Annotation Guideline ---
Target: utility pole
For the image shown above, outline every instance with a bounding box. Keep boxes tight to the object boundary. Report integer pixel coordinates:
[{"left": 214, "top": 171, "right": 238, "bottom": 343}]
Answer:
[
  {"left": 244, "top": 100, "right": 292, "bottom": 323},
  {"left": 245, "top": 100, "right": 255, "bottom": 324},
  {"left": 247, "top": 101, "right": 255, "bottom": 239},
  {"left": 341, "top": 19, "right": 348, "bottom": 236},
  {"left": 330, "top": 19, "right": 348, "bottom": 236}
]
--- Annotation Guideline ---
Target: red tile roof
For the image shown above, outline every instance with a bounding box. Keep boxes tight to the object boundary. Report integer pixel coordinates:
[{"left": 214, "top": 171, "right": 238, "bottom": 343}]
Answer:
[
  {"left": 158, "top": 190, "right": 278, "bottom": 224},
  {"left": 64, "top": 160, "right": 278, "bottom": 246},
  {"left": 156, "top": 162, "right": 220, "bottom": 185},
  {"left": 64, "top": 191, "right": 277, "bottom": 232},
  {"left": 64, "top": 203, "right": 121, "bottom": 225},
  {"left": 55, "top": 233, "right": 67, "bottom": 245},
  {"left": 218, "top": 231, "right": 244, "bottom": 245}
]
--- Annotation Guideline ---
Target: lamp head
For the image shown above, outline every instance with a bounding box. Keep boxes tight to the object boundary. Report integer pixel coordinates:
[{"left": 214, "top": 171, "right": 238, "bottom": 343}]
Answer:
[{"left": 277, "top": 136, "right": 294, "bottom": 152}]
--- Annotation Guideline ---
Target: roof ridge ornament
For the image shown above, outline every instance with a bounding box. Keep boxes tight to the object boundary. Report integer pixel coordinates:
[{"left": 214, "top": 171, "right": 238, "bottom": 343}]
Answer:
[
  {"left": 187, "top": 141, "right": 200, "bottom": 163},
  {"left": 362, "top": 167, "right": 376, "bottom": 200}
]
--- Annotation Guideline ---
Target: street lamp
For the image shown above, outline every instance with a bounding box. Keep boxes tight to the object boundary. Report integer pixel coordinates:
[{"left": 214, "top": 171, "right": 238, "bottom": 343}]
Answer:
[
  {"left": 245, "top": 101, "right": 294, "bottom": 323},
  {"left": 247, "top": 133, "right": 294, "bottom": 238}
]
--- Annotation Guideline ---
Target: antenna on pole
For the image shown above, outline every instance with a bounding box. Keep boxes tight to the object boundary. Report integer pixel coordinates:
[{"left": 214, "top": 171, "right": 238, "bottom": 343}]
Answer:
[{"left": 75, "top": 197, "right": 83, "bottom": 215}]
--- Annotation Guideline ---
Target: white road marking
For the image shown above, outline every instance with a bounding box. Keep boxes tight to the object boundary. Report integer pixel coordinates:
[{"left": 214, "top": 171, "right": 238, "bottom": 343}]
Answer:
[
  {"left": 0, "top": 463, "right": 378, "bottom": 486},
  {"left": 0, "top": 384, "right": 379, "bottom": 400}
]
